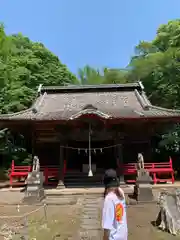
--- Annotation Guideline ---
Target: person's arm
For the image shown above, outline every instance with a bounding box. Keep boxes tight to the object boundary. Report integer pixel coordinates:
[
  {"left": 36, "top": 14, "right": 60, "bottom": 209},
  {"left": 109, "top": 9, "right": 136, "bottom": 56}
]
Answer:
[
  {"left": 102, "top": 198, "right": 114, "bottom": 240},
  {"left": 118, "top": 187, "right": 125, "bottom": 199}
]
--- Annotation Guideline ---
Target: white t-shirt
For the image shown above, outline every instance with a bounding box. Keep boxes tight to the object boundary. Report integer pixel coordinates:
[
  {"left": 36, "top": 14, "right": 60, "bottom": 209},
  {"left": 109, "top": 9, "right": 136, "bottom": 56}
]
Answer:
[{"left": 102, "top": 191, "right": 128, "bottom": 240}]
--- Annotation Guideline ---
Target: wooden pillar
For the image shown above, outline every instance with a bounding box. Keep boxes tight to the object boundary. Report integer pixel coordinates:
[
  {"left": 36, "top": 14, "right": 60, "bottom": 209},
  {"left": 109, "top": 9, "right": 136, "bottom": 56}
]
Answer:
[
  {"left": 116, "top": 144, "right": 125, "bottom": 184},
  {"left": 147, "top": 139, "right": 152, "bottom": 161},
  {"left": 66, "top": 143, "right": 68, "bottom": 171},
  {"left": 31, "top": 124, "right": 35, "bottom": 159},
  {"left": 57, "top": 144, "right": 65, "bottom": 188}
]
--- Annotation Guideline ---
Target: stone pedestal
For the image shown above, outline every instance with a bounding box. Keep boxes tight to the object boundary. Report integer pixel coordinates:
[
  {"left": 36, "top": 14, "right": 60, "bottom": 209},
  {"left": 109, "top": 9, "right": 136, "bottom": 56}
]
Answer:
[
  {"left": 23, "top": 171, "right": 46, "bottom": 204},
  {"left": 134, "top": 169, "right": 154, "bottom": 202},
  {"left": 56, "top": 180, "right": 65, "bottom": 189},
  {"left": 119, "top": 175, "right": 125, "bottom": 185}
]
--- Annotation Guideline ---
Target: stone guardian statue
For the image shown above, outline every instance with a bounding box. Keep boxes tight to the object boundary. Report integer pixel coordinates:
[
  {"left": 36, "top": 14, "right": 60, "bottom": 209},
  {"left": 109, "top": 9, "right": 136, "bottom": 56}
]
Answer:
[
  {"left": 23, "top": 155, "right": 45, "bottom": 204},
  {"left": 137, "top": 153, "right": 144, "bottom": 171}
]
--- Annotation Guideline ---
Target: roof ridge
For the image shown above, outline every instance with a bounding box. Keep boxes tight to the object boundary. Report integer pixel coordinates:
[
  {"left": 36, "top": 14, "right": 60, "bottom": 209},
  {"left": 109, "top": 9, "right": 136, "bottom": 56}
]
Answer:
[
  {"left": 134, "top": 91, "right": 180, "bottom": 114},
  {"left": 149, "top": 105, "right": 180, "bottom": 113},
  {"left": 41, "top": 82, "right": 140, "bottom": 88},
  {"left": 0, "top": 108, "right": 33, "bottom": 117},
  {"left": 32, "top": 92, "right": 47, "bottom": 113},
  {"left": 141, "top": 91, "right": 151, "bottom": 106},
  {"left": 40, "top": 82, "right": 141, "bottom": 93},
  {"left": 134, "top": 89, "right": 149, "bottom": 109}
]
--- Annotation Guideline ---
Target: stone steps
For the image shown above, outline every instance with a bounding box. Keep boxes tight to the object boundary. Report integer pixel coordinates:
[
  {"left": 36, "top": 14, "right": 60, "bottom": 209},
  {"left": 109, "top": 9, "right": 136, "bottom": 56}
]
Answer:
[
  {"left": 79, "top": 196, "right": 103, "bottom": 239},
  {"left": 64, "top": 172, "right": 103, "bottom": 187}
]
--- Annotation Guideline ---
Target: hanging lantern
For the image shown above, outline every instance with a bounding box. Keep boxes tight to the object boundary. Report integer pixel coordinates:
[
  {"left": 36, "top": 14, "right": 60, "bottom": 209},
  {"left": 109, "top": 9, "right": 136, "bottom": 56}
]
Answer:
[
  {"left": 85, "top": 149, "right": 87, "bottom": 154},
  {"left": 94, "top": 149, "right": 96, "bottom": 154},
  {"left": 100, "top": 148, "right": 103, "bottom": 153}
]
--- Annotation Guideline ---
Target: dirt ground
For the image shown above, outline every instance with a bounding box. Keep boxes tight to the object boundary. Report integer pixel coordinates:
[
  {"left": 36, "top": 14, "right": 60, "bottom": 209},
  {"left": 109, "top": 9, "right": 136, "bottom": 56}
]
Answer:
[
  {"left": 0, "top": 191, "right": 179, "bottom": 239},
  {"left": 127, "top": 203, "right": 179, "bottom": 240},
  {"left": 0, "top": 204, "right": 81, "bottom": 240}
]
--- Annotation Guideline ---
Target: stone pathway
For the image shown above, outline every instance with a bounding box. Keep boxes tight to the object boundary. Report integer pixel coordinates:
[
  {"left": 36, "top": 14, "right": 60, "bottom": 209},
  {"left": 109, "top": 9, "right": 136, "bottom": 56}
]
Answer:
[
  {"left": 79, "top": 195, "right": 102, "bottom": 239},
  {"left": 0, "top": 191, "right": 23, "bottom": 204}
]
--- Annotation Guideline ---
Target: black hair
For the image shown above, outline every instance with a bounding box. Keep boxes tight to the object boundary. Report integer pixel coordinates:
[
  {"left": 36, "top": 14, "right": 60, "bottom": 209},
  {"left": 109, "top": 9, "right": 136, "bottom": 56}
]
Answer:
[{"left": 103, "top": 185, "right": 124, "bottom": 200}]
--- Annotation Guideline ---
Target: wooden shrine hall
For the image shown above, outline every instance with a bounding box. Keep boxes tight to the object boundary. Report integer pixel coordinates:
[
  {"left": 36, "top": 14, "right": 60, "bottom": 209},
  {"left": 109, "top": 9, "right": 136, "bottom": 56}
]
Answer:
[{"left": 1, "top": 82, "right": 180, "bottom": 187}]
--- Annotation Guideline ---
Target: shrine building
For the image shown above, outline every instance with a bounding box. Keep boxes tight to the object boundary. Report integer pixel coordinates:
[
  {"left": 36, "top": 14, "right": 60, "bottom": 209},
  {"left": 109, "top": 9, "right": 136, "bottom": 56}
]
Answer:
[{"left": 1, "top": 82, "right": 180, "bottom": 187}]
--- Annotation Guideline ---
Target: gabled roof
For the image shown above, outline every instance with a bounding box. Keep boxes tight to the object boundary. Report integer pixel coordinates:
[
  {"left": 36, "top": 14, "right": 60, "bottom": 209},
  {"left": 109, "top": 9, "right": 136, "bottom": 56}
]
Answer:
[{"left": 0, "top": 82, "right": 180, "bottom": 121}]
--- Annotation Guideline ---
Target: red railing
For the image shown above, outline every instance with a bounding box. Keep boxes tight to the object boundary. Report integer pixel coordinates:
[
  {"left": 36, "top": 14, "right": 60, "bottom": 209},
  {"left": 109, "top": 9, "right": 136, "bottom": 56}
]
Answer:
[
  {"left": 9, "top": 157, "right": 175, "bottom": 186},
  {"left": 9, "top": 160, "right": 32, "bottom": 187},
  {"left": 120, "top": 156, "right": 174, "bottom": 184},
  {"left": 9, "top": 159, "right": 67, "bottom": 187},
  {"left": 41, "top": 166, "right": 58, "bottom": 185}
]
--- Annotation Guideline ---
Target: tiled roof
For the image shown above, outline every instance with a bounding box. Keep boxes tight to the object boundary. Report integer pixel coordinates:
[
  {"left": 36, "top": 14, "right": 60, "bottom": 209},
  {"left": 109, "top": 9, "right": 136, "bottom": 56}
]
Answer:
[{"left": 1, "top": 82, "right": 180, "bottom": 121}]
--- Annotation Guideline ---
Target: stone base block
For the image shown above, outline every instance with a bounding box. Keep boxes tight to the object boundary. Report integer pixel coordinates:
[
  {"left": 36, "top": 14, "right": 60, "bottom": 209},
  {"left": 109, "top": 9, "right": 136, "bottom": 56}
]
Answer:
[
  {"left": 56, "top": 180, "right": 65, "bottom": 189},
  {"left": 136, "top": 185, "right": 154, "bottom": 202},
  {"left": 23, "top": 188, "right": 46, "bottom": 204}
]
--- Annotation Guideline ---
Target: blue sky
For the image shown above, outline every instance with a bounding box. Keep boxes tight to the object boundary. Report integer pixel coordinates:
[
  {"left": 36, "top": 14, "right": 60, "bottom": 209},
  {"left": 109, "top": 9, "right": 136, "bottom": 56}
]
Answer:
[{"left": 1, "top": 0, "right": 180, "bottom": 75}]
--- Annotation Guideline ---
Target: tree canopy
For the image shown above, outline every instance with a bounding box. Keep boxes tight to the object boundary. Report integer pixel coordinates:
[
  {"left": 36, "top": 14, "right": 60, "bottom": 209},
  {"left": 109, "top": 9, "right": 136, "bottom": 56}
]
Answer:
[
  {"left": 129, "top": 20, "right": 180, "bottom": 109},
  {"left": 77, "top": 65, "right": 129, "bottom": 85},
  {"left": 0, "top": 24, "right": 78, "bottom": 114}
]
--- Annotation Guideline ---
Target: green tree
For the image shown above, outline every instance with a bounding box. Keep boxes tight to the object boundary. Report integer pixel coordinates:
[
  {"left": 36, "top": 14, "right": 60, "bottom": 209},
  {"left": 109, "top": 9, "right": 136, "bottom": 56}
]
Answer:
[
  {"left": 78, "top": 65, "right": 104, "bottom": 84},
  {"left": 78, "top": 65, "right": 129, "bottom": 85},
  {"left": 129, "top": 19, "right": 180, "bottom": 152},
  {"left": 129, "top": 20, "right": 180, "bottom": 109},
  {"left": 103, "top": 68, "right": 129, "bottom": 84},
  {"left": 0, "top": 26, "right": 78, "bottom": 113}
]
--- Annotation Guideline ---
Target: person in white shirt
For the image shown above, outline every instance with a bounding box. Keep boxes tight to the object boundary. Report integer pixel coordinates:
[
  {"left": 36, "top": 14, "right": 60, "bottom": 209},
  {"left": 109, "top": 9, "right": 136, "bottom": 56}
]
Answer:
[{"left": 102, "top": 169, "right": 128, "bottom": 240}]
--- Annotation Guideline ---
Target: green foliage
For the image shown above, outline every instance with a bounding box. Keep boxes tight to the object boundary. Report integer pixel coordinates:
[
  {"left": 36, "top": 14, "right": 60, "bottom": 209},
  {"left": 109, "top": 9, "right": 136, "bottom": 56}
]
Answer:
[
  {"left": 0, "top": 128, "right": 32, "bottom": 168},
  {"left": 159, "top": 124, "right": 180, "bottom": 152},
  {"left": 0, "top": 25, "right": 78, "bottom": 113},
  {"left": 78, "top": 65, "right": 129, "bottom": 85},
  {"left": 129, "top": 19, "right": 180, "bottom": 151},
  {"left": 103, "top": 68, "right": 129, "bottom": 84},
  {"left": 77, "top": 65, "right": 104, "bottom": 84},
  {"left": 129, "top": 20, "right": 180, "bottom": 108}
]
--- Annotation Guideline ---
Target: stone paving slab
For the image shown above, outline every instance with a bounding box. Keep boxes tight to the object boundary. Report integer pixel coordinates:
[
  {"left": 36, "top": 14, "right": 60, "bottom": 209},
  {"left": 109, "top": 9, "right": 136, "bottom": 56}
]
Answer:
[
  {"left": 83, "top": 205, "right": 100, "bottom": 208},
  {"left": 0, "top": 182, "right": 179, "bottom": 207},
  {"left": 81, "top": 215, "right": 95, "bottom": 220},
  {"left": 0, "top": 182, "right": 179, "bottom": 193},
  {"left": 79, "top": 196, "right": 102, "bottom": 239},
  {"left": 45, "top": 186, "right": 134, "bottom": 195},
  {"left": 81, "top": 224, "right": 100, "bottom": 230},
  {"left": 81, "top": 219, "right": 100, "bottom": 225},
  {"left": 0, "top": 187, "right": 168, "bottom": 205},
  {"left": 0, "top": 191, "right": 23, "bottom": 204},
  {"left": 83, "top": 209, "right": 100, "bottom": 214}
]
